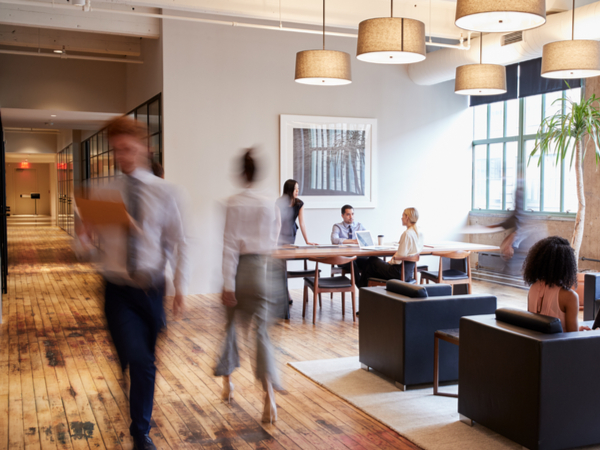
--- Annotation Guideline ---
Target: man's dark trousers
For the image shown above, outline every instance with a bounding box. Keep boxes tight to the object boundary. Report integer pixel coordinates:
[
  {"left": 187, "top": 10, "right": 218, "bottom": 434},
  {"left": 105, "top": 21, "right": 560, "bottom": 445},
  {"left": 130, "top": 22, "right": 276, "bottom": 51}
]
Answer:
[{"left": 104, "top": 281, "right": 165, "bottom": 441}]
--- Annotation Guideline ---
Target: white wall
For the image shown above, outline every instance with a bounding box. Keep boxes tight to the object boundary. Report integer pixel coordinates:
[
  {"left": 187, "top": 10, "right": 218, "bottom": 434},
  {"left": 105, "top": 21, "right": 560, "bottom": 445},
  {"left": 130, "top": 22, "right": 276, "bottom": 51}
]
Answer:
[
  {"left": 57, "top": 130, "right": 73, "bottom": 151},
  {"left": 126, "top": 35, "right": 163, "bottom": 112},
  {"left": 162, "top": 19, "right": 473, "bottom": 294},
  {"left": 5, "top": 162, "right": 52, "bottom": 216},
  {"left": 0, "top": 54, "right": 126, "bottom": 113},
  {"left": 5, "top": 131, "right": 57, "bottom": 154}
]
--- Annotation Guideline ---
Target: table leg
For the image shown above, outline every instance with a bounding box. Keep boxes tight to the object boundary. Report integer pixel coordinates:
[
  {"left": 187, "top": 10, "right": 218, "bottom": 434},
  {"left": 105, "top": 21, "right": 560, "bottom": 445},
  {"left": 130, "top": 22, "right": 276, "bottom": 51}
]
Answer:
[{"left": 433, "top": 334, "right": 439, "bottom": 395}]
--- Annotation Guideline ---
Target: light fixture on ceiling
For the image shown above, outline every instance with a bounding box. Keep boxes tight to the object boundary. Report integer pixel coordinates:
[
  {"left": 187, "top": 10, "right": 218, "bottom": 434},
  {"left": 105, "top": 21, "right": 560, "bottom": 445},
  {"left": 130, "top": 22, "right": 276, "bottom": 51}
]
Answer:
[
  {"left": 455, "top": 0, "right": 546, "bottom": 32},
  {"left": 294, "top": 0, "right": 351, "bottom": 85},
  {"left": 356, "top": 0, "right": 426, "bottom": 64},
  {"left": 50, "top": 114, "right": 57, "bottom": 117},
  {"left": 72, "top": 0, "right": 85, "bottom": 5},
  {"left": 455, "top": 33, "right": 507, "bottom": 96},
  {"left": 541, "top": 0, "right": 600, "bottom": 79}
]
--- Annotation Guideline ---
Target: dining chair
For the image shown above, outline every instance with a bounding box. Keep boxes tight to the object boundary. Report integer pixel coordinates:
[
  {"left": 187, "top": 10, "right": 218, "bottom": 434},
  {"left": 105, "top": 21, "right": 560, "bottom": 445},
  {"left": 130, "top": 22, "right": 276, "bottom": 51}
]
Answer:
[
  {"left": 329, "top": 265, "right": 347, "bottom": 298},
  {"left": 286, "top": 259, "right": 321, "bottom": 304},
  {"left": 366, "top": 254, "right": 421, "bottom": 287},
  {"left": 303, "top": 256, "right": 357, "bottom": 324},
  {"left": 419, "top": 251, "right": 472, "bottom": 294}
]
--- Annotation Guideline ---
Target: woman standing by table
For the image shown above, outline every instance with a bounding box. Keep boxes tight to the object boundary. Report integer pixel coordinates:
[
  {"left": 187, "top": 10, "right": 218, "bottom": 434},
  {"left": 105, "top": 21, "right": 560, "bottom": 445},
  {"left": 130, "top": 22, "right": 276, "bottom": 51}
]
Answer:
[
  {"left": 215, "top": 149, "right": 280, "bottom": 423},
  {"left": 358, "top": 207, "right": 424, "bottom": 287},
  {"left": 276, "top": 179, "right": 316, "bottom": 246}
]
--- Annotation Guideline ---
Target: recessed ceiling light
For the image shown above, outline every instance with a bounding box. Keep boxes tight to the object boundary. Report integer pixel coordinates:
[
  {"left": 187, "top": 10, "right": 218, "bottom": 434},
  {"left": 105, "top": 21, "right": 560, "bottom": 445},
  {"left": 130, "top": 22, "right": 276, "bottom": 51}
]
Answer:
[
  {"left": 50, "top": 114, "right": 56, "bottom": 117},
  {"left": 53, "top": 49, "right": 63, "bottom": 54}
]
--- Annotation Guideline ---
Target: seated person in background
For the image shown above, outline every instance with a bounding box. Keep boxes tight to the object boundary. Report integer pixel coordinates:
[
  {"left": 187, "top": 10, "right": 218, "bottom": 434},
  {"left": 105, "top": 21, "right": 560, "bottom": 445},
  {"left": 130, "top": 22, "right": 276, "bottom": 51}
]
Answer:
[
  {"left": 523, "top": 236, "right": 584, "bottom": 332},
  {"left": 331, "top": 204, "right": 368, "bottom": 285},
  {"left": 357, "top": 207, "right": 424, "bottom": 288}
]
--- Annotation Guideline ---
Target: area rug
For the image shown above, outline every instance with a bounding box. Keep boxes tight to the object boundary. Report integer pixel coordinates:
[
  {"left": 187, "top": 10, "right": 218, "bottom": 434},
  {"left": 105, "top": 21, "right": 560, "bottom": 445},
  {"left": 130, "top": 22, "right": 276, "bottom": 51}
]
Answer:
[{"left": 288, "top": 356, "right": 600, "bottom": 450}]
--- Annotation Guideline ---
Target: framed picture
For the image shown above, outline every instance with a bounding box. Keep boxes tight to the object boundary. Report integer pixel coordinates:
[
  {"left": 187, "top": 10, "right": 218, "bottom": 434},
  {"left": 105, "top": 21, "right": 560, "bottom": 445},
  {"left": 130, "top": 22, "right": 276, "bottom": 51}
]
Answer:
[{"left": 280, "top": 114, "right": 377, "bottom": 209}]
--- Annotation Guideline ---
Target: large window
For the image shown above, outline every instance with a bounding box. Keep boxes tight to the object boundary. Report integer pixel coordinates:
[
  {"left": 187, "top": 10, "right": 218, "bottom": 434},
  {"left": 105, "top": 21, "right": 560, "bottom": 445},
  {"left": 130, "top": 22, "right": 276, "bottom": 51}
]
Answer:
[
  {"left": 472, "top": 87, "right": 581, "bottom": 214},
  {"left": 82, "top": 94, "right": 162, "bottom": 184}
]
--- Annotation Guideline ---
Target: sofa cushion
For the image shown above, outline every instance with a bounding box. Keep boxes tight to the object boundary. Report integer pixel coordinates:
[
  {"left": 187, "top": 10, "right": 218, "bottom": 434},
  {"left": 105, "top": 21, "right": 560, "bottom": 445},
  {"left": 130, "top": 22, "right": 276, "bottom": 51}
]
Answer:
[
  {"left": 422, "top": 284, "right": 452, "bottom": 297},
  {"left": 495, "top": 307, "right": 563, "bottom": 334},
  {"left": 386, "top": 280, "right": 428, "bottom": 298}
]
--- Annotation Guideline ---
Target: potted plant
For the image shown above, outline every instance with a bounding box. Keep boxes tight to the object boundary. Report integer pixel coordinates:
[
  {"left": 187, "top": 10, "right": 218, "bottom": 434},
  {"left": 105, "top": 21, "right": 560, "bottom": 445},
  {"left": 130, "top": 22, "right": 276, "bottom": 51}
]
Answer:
[{"left": 531, "top": 88, "right": 600, "bottom": 306}]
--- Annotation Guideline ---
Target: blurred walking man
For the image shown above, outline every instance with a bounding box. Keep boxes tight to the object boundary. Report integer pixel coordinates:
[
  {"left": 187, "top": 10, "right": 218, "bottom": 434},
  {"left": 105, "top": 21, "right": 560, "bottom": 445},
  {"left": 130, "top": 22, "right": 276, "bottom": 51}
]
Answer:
[{"left": 79, "top": 117, "right": 188, "bottom": 450}]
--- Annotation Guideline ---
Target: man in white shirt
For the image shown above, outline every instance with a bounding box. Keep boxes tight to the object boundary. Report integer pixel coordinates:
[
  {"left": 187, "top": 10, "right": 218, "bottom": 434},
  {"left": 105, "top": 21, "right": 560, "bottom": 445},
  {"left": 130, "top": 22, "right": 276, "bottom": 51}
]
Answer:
[
  {"left": 79, "top": 117, "right": 188, "bottom": 450},
  {"left": 330, "top": 204, "right": 369, "bottom": 284}
]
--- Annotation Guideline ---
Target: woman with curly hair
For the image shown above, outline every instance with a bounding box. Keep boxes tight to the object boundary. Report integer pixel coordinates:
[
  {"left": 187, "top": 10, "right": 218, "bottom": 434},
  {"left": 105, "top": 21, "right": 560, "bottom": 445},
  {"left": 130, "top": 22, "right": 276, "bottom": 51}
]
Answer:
[{"left": 523, "top": 236, "right": 582, "bottom": 332}]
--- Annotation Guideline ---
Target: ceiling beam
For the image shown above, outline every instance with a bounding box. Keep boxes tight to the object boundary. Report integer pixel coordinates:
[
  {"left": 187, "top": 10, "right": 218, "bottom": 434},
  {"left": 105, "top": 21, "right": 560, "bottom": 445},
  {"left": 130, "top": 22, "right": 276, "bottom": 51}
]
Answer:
[
  {"left": 0, "top": 24, "right": 141, "bottom": 56},
  {"left": 0, "top": 2, "right": 159, "bottom": 38}
]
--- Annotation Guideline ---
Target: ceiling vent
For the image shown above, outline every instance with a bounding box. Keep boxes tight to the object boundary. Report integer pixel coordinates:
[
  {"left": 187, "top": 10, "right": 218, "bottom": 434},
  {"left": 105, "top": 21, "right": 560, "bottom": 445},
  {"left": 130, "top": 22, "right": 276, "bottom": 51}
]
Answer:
[{"left": 501, "top": 31, "right": 523, "bottom": 46}]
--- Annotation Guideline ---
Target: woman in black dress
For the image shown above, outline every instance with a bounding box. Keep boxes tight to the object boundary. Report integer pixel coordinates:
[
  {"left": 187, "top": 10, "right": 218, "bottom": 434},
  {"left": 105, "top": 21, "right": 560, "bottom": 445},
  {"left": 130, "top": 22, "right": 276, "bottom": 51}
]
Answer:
[{"left": 276, "top": 179, "right": 316, "bottom": 245}]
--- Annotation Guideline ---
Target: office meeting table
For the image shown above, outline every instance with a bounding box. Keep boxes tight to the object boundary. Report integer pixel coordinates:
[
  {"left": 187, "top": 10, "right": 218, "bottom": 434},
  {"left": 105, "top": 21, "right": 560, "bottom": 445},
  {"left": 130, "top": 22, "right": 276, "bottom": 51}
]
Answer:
[{"left": 272, "top": 241, "right": 501, "bottom": 319}]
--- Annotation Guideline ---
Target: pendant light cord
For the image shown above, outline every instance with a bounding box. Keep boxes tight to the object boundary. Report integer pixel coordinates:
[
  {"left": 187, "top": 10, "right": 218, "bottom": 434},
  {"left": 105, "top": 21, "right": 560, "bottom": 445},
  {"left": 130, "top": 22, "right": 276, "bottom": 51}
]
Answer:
[
  {"left": 572, "top": 0, "right": 575, "bottom": 40},
  {"left": 323, "top": 0, "right": 325, "bottom": 50},
  {"left": 480, "top": 32, "right": 482, "bottom": 64},
  {"left": 391, "top": 0, "right": 393, "bottom": 17}
]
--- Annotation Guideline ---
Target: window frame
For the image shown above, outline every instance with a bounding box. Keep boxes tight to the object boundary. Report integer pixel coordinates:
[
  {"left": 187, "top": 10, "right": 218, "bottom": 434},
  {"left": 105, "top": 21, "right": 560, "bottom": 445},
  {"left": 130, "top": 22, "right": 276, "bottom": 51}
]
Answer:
[{"left": 471, "top": 87, "right": 582, "bottom": 217}]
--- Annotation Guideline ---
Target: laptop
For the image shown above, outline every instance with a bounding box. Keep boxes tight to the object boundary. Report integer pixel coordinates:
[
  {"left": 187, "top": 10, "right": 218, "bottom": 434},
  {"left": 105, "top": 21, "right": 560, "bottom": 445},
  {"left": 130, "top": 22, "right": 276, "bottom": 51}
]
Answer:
[{"left": 356, "top": 230, "right": 397, "bottom": 251}]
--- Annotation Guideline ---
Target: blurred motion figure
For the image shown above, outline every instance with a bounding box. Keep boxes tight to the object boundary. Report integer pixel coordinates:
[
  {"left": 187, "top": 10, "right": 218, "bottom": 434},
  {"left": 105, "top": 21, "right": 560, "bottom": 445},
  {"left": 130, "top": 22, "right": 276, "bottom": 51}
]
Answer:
[
  {"left": 215, "top": 149, "right": 281, "bottom": 423},
  {"left": 78, "top": 117, "right": 189, "bottom": 450}
]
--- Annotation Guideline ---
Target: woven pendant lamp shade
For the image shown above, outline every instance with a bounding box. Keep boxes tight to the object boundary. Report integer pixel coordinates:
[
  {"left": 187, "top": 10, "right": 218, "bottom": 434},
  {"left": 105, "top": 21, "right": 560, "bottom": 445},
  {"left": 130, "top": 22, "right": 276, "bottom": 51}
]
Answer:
[
  {"left": 356, "top": 17, "right": 426, "bottom": 64},
  {"left": 455, "top": 64, "right": 507, "bottom": 95},
  {"left": 295, "top": 50, "right": 352, "bottom": 85},
  {"left": 455, "top": 0, "right": 546, "bottom": 32},
  {"left": 541, "top": 40, "right": 600, "bottom": 79}
]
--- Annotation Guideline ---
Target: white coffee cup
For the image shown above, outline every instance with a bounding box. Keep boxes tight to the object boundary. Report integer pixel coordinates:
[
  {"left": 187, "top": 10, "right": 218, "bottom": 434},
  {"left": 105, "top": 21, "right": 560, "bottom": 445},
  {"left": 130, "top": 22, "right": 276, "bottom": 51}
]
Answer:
[{"left": 378, "top": 235, "right": 384, "bottom": 245}]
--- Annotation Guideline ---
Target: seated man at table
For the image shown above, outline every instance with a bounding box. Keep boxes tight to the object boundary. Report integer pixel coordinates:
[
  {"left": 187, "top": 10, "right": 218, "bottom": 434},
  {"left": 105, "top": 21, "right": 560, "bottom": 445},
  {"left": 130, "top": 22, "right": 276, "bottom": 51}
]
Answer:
[{"left": 331, "top": 204, "right": 369, "bottom": 284}]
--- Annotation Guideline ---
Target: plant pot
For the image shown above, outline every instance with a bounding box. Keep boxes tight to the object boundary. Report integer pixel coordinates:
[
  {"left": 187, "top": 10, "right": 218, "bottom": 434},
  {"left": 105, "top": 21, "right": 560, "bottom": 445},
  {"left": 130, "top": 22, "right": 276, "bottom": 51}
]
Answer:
[{"left": 576, "top": 272, "right": 586, "bottom": 311}]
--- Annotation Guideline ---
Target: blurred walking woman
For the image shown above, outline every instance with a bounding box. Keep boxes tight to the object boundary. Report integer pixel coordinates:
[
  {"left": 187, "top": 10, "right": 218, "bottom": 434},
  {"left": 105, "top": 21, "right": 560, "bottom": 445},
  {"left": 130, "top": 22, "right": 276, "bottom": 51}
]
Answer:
[
  {"left": 276, "top": 179, "right": 315, "bottom": 245},
  {"left": 215, "top": 149, "right": 280, "bottom": 423}
]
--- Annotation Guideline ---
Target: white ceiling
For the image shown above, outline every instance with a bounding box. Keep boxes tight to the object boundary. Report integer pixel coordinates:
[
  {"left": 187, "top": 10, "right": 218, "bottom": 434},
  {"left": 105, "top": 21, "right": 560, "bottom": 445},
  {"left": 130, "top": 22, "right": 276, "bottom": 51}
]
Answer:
[
  {"left": 1, "top": 0, "right": 589, "bottom": 41},
  {"left": 1, "top": 108, "right": 119, "bottom": 130}
]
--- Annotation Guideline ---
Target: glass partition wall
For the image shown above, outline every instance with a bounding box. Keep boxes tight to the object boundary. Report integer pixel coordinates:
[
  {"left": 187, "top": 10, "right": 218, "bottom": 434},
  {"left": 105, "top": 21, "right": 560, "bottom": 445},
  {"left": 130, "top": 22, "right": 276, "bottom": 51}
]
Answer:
[
  {"left": 82, "top": 94, "right": 162, "bottom": 186},
  {"left": 57, "top": 144, "right": 74, "bottom": 236}
]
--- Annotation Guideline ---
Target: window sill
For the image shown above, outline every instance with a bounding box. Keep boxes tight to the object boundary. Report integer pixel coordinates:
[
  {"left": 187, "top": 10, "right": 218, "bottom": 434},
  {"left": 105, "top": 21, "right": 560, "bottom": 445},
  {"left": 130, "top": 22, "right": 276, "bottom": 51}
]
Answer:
[{"left": 469, "top": 210, "right": 575, "bottom": 222}]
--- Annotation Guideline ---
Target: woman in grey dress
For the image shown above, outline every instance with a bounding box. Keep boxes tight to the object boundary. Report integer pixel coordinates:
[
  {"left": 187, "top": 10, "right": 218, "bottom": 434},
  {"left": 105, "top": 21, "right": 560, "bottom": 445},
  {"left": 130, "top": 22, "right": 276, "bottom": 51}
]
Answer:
[{"left": 215, "top": 149, "right": 280, "bottom": 423}]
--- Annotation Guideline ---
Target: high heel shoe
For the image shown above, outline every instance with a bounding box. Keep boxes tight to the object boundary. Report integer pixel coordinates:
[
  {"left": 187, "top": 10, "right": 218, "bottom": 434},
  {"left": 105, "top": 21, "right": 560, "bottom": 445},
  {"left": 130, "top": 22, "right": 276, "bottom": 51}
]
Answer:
[
  {"left": 222, "top": 377, "right": 234, "bottom": 402},
  {"left": 262, "top": 382, "right": 277, "bottom": 424}
]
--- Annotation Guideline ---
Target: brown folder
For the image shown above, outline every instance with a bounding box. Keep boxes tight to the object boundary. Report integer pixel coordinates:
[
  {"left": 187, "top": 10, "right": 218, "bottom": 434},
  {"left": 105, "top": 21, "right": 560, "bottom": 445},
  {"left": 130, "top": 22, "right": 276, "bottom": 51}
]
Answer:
[{"left": 75, "top": 196, "right": 130, "bottom": 227}]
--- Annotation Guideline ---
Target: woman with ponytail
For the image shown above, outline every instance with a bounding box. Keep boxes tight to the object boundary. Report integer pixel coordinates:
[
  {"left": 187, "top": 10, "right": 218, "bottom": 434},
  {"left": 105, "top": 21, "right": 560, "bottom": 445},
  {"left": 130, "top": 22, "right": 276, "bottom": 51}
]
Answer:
[
  {"left": 357, "top": 207, "right": 424, "bottom": 287},
  {"left": 215, "top": 148, "right": 280, "bottom": 423}
]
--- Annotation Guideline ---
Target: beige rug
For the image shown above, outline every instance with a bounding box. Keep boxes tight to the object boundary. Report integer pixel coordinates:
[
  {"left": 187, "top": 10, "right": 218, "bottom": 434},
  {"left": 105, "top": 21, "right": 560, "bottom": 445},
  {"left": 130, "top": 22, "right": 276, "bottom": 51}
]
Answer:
[{"left": 289, "top": 356, "right": 599, "bottom": 450}]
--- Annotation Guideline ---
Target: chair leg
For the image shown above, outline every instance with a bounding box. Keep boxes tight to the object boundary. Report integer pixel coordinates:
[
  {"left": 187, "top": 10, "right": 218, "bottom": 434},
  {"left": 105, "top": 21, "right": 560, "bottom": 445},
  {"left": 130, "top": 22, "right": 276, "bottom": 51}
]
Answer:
[
  {"left": 302, "top": 286, "right": 307, "bottom": 318},
  {"left": 341, "top": 292, "right": 345, "bottom": 316},
  {"left": 467, "top": 281, "right": 472, "bottom": 294},
  {"left": 313, "top": 289, "right": 318, "bottom": 325},
  {"left": 319, "top": 293, "right": 322, "bottom": 308},
  {"left": 351, "top": 289, "right": 356, "bottom": 322}
]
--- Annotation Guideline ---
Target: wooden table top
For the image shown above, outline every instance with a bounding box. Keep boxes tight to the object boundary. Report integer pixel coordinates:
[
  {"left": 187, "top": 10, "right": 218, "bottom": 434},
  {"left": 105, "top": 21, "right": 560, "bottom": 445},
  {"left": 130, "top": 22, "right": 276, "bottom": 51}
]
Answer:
[{"left": 272, "top": 241, "right": 500, "bottom": 260}]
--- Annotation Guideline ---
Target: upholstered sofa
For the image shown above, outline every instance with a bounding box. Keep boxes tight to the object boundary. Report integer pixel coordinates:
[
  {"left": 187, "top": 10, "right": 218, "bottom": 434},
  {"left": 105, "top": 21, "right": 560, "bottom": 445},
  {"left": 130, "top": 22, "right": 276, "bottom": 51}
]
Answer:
[
  {"left": 358, "top": 280, "right": 497, "bottom": 390},
  {"left": 459, "top": 309, "right": 600, "bottom": 450}
]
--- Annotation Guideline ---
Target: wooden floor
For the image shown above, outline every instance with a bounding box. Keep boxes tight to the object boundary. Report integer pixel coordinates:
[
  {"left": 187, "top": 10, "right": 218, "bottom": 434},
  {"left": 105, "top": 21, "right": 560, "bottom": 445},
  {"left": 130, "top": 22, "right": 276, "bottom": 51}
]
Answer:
[{"left": 0, "top": 226, "right": 527, "bottom": 450}]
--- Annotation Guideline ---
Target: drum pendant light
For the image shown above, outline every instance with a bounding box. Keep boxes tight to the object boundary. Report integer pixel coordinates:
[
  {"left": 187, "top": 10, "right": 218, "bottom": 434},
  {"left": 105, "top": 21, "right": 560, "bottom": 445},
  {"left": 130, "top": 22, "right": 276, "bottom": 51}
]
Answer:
[
  {"left": 455, "top": 0, "right": 546, "bottom": 33},
  {"left": 541, "top": 0, "right": 600, "bottom": 79},
  {"left": 455, "top": 33, "right": 507, "bottom": 96},
  {"left": 294, "top": 0, "right": 351, "bottom": 85},
  {"left": 356, "top": 0, "right": 426, "bottom": 64}
]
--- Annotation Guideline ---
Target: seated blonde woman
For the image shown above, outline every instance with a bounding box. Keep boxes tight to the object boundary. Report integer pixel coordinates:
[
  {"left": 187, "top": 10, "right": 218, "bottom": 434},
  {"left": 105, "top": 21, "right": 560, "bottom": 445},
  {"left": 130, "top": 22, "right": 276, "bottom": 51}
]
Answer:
[
  {"left": 523, "top": 236, "right": 584, "bottom": 332},
  {"left": 357, "top": 207, "right": 424, "bottom": 288}
]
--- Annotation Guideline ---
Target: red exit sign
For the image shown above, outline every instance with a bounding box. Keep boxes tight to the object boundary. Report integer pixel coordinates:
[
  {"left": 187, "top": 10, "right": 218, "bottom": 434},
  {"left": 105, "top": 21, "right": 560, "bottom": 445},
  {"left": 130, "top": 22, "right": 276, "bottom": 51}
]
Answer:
[{"left": 19, "top": 162, "right": 30, "bottom": 169}]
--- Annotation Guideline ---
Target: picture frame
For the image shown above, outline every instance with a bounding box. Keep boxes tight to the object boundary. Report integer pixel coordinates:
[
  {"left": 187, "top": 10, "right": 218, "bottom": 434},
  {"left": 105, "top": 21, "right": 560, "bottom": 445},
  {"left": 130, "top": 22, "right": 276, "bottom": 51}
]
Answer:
[{"left": 280, "top": 114, "right": 377, "bottom": 209}]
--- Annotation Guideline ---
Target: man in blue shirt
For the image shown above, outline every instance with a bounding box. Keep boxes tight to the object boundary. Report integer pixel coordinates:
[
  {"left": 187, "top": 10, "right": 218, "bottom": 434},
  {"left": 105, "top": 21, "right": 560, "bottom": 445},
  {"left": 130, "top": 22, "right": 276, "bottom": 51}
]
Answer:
[
  {"left": 331, "top": 204, "right": 366, "bottom": 244},
  {"left": 331, "top": 205, "right": 368, "bottom": 284}
]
